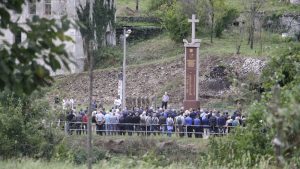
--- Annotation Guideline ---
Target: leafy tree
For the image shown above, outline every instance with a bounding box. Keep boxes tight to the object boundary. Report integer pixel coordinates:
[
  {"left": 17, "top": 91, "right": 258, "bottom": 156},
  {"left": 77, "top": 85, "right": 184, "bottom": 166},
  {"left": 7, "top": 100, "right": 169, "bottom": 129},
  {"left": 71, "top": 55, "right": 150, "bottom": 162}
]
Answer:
[
  {"left": 0, "top": 0, "right": 73, "bottom": 95},
  {"left": 0, "top": 90, "right": 63, "bottom": 159},
  {"left": 209, "top": 102, "right": 273, "bottom": 167},
  {"left": 260, "top": 45, "right": 300, "bottom": 166},
  {"left": 261, "top": 44, "right": 300, "bottom": 91},
  {"left": 77, "top": 0, "right": 116, "bottom": 68},
  {"left": 215, "top": 8, "right": 239, "bottom": 38},
  {"left": 161, "top": 1, "right": 189, "bottom": 42},
  {"left": 147, "top": 0, "right": 174, "bottom": 12},
  {"left": 244, "top": 0, "right": 265, "bottom": 49}
]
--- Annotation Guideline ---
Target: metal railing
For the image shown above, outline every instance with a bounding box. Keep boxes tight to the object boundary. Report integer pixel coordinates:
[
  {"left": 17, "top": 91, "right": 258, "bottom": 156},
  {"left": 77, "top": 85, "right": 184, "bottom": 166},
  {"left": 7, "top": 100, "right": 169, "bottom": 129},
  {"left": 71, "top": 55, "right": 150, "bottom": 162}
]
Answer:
[{"left": 54, "top": 121, "right": 237, "bottom": 138}]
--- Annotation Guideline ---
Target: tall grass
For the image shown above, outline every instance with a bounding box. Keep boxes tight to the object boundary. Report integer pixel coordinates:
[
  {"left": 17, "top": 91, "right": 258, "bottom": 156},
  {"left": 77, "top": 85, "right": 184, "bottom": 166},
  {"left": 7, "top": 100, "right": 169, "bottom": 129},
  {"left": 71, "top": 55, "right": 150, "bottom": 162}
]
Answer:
[{"left": 0, "top": 156, "right": 275, "bottom": 169}]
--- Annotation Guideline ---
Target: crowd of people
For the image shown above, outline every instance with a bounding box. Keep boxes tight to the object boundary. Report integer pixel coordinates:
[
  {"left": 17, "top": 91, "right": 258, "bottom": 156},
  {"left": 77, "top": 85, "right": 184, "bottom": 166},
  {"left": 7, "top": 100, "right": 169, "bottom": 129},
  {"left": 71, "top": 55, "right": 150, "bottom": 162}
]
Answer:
[{"left": 65, "top": 105, "right": 246, "bottom": 138}]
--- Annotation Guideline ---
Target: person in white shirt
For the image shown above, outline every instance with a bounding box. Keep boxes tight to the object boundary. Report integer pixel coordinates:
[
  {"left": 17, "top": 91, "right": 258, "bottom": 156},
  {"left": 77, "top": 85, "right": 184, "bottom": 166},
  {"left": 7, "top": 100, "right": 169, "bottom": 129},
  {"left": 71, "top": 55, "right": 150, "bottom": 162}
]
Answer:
[
  {"left": 96, "top": 111, "right": 105, "bottom": 135},
  {"left": 161, "top": 92, "right": 169, "bottom": 110}
]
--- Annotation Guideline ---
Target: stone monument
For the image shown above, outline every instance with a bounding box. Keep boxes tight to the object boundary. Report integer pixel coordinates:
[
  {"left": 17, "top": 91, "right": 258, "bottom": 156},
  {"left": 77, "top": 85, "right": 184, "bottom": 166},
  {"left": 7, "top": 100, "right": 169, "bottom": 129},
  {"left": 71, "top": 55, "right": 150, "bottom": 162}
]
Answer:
[{"left": 183, "top": 14, "right": 201, "bottom": 110}]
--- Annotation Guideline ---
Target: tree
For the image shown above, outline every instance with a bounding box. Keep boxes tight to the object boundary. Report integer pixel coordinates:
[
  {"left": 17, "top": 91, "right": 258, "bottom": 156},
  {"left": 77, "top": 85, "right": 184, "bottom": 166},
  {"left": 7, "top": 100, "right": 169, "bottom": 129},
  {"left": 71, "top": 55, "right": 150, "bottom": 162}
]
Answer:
[
  {"left": 244, "top": 0, "right": 265, "bottom": 49},
  {"left": 0, "top": 90, "right": 63, "bottom": 159},
  {"left": 77, "top": 0, "right": 115, "bottom": 67},
  {"left": 77, "top": 1, "right": 115, "bottom": 169},
  {"left": 161, "top": 1, "right": 189, "bottom": 42},
  {"left": 0, "top": 0, "right": 73, "bottom": 95},
  {"left": 261, "top": 44, "right": 300, "bottom": 166},
  {"left": 136, "top": 0, "right": 139, "bottom": 11},
  {"left": 205, "top": 0, "right": 227, "bottom": 43}
]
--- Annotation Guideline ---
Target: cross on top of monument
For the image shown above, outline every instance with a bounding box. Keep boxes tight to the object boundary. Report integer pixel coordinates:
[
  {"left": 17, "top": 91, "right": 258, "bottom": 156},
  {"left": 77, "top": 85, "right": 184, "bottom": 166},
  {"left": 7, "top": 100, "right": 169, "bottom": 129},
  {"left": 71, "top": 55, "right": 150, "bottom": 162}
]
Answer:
[{"left": 188, "top": 14, "right": 199, "bottom": 43}]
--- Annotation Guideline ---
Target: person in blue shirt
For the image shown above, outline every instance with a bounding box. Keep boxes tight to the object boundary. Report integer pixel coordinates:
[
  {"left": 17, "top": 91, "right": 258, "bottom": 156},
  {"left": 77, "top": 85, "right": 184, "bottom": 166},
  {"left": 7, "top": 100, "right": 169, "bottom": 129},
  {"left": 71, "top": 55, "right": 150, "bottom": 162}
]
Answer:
[
  {"left": 185, "top": 114, "right": 193, "bottom": 138},
  {"left": 193, "top": 115, "right": 201, "bottom": 138}
]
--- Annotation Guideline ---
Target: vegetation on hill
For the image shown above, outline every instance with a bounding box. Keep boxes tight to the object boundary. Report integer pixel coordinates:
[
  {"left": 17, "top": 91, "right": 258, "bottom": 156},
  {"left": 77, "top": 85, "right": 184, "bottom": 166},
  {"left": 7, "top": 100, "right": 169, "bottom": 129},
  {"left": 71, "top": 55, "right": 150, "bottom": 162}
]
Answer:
[{"left": 1, "top": 0, "right": 300, "bottom": 169}]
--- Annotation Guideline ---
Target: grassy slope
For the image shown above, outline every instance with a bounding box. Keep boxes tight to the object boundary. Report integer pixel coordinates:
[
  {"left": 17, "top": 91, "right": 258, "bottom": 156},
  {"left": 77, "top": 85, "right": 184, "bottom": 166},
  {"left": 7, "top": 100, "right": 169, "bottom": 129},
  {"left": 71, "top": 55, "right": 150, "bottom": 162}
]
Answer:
[
  {"left": 127, "top": 34, "right": 183, "bottom": 65},
  {"left": 116, "top": 0, "right": 152, "bottom": 16},
  {"left": 0, "top": 136, "right": 273, "bottom": 169},
  {"left": 117, "top": 0, "right": 300, "bottom": 16},
  {"left": 126, "top": 32, "right": 290, "bottom": 64}
]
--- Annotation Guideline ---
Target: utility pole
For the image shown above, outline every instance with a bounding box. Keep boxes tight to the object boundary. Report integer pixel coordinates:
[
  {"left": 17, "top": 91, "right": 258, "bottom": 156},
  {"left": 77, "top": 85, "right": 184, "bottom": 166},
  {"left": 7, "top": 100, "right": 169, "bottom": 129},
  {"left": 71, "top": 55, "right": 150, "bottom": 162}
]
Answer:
[
  {"left": 122, "top": 28, "right": 126, "bottom": 111},
  {"left": 87, "top": 0, "right": 94, "bottom": 169},
  {"left": 121, "top": 28, "right": 131, "bottom": 111}
]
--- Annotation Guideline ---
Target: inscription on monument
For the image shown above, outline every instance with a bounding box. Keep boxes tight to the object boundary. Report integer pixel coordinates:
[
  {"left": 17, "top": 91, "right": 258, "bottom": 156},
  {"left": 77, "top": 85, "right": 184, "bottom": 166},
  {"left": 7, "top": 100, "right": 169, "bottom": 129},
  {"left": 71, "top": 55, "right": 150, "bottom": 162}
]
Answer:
[{"left": 186, "top": 47, "right": 197, "bottom": 100}]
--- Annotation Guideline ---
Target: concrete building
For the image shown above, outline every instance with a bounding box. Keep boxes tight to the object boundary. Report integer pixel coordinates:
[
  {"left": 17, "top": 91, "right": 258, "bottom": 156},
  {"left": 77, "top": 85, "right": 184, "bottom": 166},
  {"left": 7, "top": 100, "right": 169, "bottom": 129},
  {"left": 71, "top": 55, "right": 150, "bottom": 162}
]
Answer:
[{"left": 0, "top": 0, "right": 116, "bottom": 75}]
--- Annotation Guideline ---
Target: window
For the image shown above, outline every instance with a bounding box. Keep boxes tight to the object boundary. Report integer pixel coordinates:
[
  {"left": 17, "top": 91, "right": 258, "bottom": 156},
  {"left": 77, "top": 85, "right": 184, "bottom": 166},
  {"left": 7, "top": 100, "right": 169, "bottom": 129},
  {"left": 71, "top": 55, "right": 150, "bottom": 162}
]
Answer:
[
  {"left": 45, "top": 0, "right": 51, "bottom": 15},
  {"left": 28, "top": 0, "right": 36, "bottom": 15}
]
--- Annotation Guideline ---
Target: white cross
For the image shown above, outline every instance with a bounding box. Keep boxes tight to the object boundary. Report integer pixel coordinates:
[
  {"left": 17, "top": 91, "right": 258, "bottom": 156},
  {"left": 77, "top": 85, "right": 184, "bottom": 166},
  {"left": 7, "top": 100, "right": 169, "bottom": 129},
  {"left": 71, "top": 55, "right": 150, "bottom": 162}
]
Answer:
[{"left": 188, "top": 14, "right": 199, "bottom": 43}]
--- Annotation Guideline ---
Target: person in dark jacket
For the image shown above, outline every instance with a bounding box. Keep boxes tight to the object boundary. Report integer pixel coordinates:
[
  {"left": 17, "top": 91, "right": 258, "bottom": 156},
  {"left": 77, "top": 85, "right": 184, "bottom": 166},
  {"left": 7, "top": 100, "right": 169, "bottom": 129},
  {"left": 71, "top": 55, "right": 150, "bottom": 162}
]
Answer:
[
  {"left": 118, "top": 114, "right": 126, "bottom": 135},
  {"left": 66, "top": 110, "right": 75, "bottom": 135},
  {"left": 159, "top": 113, "right": 167, "bottom": 135},
  {"left": 217, "top": 113, "right": 226, "bottom": 135},
  {"left": 202, "top": 114, "right": 210, "bottom": 139},
  {"left": 209, "top": 113, "right": 217, "bottom": 134}
]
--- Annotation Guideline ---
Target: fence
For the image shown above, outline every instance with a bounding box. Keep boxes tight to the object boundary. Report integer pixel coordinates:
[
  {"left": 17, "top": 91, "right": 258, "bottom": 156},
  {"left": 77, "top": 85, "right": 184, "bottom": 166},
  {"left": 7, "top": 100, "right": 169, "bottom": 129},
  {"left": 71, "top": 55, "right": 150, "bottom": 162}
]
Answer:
[{"left": 53, "top": 121, "right": 236, "bottom": 138}]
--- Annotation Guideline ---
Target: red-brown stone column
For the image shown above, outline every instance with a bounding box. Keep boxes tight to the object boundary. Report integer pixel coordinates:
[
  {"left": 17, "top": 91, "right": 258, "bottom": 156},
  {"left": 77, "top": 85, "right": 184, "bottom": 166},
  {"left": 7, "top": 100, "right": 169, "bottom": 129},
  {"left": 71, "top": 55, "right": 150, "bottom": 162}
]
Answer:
[{"left": 183, "top": 44, "right": 200, "bottom": 110}]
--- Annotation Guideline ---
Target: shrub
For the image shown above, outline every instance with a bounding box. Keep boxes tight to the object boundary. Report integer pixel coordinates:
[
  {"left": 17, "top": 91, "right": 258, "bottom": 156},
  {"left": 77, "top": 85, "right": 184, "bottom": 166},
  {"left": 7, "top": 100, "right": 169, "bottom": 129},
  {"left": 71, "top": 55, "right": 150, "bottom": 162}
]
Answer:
[
  {"left": 215, "top": 8, "right": 239, "bottom": 38},
  {"left": 161, "top": 2, "right": 189, "bottom": 42},
  {"left": 208, "top": 102, "right": 273, "bottom": 167},
  {"left": 0, "top": 91, "right": 55, "bottom": 159},
  {"left": 93, "top": 47, "right": 122, "bottom": 69},
  {"left": 53, "top": 140, "right": 107, "bottom": 165}
]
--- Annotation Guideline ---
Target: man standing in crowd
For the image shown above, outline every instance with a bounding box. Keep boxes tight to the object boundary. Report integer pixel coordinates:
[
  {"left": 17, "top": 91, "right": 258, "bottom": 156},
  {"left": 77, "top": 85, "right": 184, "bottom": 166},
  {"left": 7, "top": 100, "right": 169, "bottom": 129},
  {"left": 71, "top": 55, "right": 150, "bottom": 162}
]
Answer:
[
  {"left": 175, "top": 112, "right": 185, "bottom": 137},
  {"left": 194, "top": 115, "right": 201, "bottom": 138},
  {"left": 202, "top": 114, "right": 210, "bottom": 139},
  {"left": 217, "top": 113, "right": 226, "bottom": 135},
  {"left": 96, "top": 110, "right": 105, "bottom": 135},
  {"left": 185, "top": 112, "right": 193, "bottom": 138},
  {"left": 166, "top": 114, "right": 174, "bottom": 137},
  {"left": 161, "top": 92, "right": 169, "bottom": 110}
]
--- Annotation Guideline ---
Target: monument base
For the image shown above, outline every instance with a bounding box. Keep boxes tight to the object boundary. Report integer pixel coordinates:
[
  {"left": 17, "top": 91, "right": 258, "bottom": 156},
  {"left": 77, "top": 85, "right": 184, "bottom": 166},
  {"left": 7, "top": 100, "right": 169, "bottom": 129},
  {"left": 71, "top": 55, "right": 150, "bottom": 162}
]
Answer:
[{"left": 183, "top": 100, "right": 200, "bottom": 111}]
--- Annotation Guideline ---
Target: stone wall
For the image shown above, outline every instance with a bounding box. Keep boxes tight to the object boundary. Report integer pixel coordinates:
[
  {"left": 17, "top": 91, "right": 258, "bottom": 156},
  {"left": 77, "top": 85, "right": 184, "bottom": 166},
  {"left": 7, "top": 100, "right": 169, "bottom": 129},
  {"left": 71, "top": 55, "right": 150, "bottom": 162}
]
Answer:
[{"left": 280, "top": 14, "right": 300, "bottom": 39}]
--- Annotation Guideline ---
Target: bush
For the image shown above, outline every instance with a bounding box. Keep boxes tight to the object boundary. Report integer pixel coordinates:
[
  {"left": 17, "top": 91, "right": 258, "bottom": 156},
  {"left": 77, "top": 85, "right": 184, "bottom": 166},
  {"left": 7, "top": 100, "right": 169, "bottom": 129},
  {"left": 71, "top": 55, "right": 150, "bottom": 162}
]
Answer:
[
  {"left": 161, "top": 2, "right": 189, "bottom": 42},
  {"left": 208, "top": 102, "right": 273, "bottom": 167},
  {"left": 53, "top": 140, "right": 107, "bottom": 165},
  {"left": 215, "top": 8, "right": 239, "bottom": 38},
  {"left": 93, "top": 47, "right": 122, "bottom": 69},
  {"left": 0, "top": 90, "right": 62, "bottom": 159}
]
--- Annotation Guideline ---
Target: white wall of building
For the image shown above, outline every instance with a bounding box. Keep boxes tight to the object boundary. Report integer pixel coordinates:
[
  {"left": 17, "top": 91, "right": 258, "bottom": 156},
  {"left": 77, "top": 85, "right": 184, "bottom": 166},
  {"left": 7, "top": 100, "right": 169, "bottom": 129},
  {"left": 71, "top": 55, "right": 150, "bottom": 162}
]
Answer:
[{"left": 1, "top": 0, "right": 115, "bottom": 76}]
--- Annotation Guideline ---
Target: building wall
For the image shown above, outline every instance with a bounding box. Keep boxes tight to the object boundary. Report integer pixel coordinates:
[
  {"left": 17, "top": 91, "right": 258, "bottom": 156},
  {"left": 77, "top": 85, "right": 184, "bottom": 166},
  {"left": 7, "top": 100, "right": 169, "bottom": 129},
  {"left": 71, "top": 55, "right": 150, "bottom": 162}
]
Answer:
[
  {"left": 1, "top": 0, "right": 115, "bottom": 76},
  {"left": 290, "top": 0, "right": 300, "bottom": 5}
]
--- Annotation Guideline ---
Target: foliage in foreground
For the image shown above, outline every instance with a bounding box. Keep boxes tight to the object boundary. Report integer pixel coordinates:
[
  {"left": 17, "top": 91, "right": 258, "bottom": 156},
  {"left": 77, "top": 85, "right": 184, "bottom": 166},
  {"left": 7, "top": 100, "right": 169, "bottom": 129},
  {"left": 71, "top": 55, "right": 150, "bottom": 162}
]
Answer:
[
  {"left": 207, "top": 44, "right": 300, "bottom": 168},
  {"left": 0, "top": 0, "right": 73, "bottom": 95},
  {"left": 0, "top": 90, "right": 63, "bottom": 160},
  {"left": 0, "top": 156, "right": 273, "bottom": 169}
]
